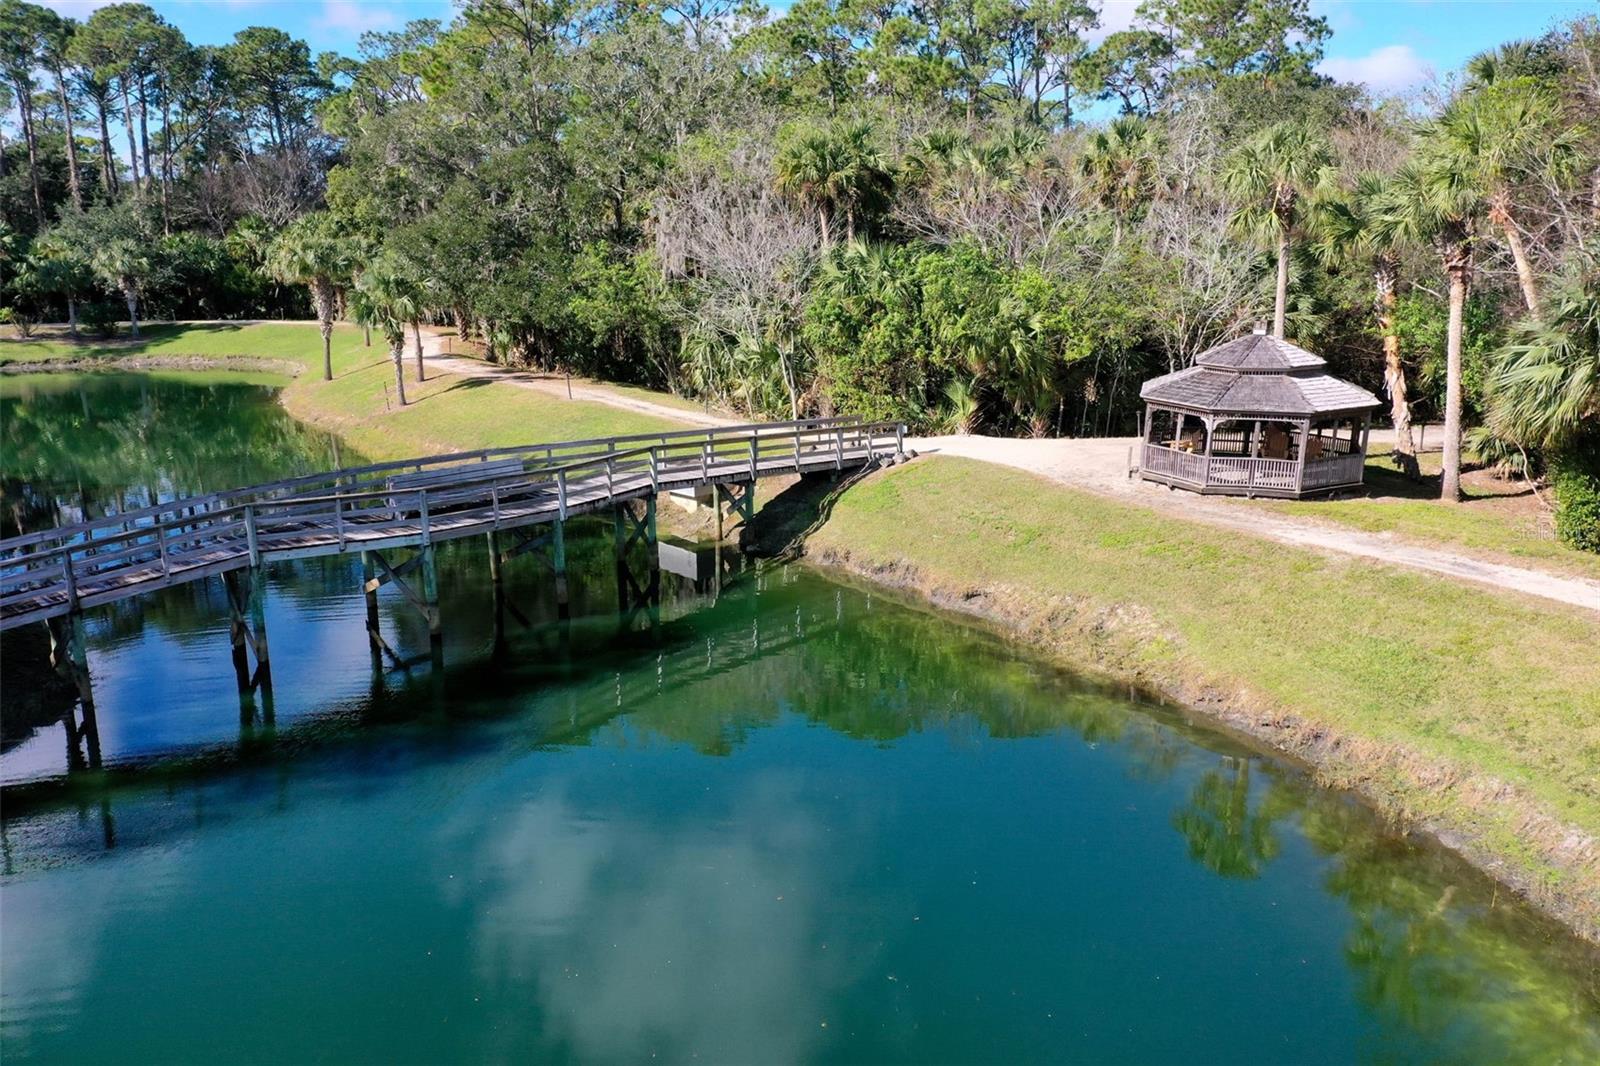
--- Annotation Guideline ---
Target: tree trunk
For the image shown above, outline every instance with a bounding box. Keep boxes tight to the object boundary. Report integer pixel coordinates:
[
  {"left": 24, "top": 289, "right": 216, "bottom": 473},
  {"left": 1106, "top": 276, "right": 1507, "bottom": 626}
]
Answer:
[
  {"left": 16, "top": 87, "right": 44, "bottom": 222},
  {"left": 159, "top": 86, "right": 172, "bottom": 235},
  {"left": 137, "top": 84, "right": 153, "bottom": 195},
  {"left": 67, "top": 297, "right": 79, "bottom": 339},
  {"left": 1273, "top": 231, "right": 1290, "bottom": 339},
  {"left": 124, "top": 285, "right": 140, "bottom": 339},
  {"left": 1374, "top": 258, "right": 1416, "bottom": 478},
  {"left": 413, "top": 321, "right": 425, "bottom": 383},
  {"left": 1442, "top": 268, "right": 1467, "bottom": 503},
  {"left": 313, "top": 279, "right": 336, "bottom": 380},
  {"left": 55, "top": 70, "right": 83, "bottom": 211},
  {"left": 1495, "top": 206, "right": 1540, "bottom": 315},
  {"left": 391, "top": 341, "right": 408, "bottom": 406},
  {"left": 818, "top": 206, "right": 831, "bottom": 248},
  {"left": 120, "top": 80, "right": 141, "bottom": 190},
  {"left": 363, "top": 324, "right": 371, "bottom": 347},
  {"left": 95, "top": 98, "right": 117, "bottom": 196}
]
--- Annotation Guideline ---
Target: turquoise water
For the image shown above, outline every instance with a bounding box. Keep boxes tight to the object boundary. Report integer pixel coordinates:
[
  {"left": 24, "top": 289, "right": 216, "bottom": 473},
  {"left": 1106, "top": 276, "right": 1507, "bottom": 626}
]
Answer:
[{"left": 2, "top": 375, "right": 1598, "bottom": 1063}]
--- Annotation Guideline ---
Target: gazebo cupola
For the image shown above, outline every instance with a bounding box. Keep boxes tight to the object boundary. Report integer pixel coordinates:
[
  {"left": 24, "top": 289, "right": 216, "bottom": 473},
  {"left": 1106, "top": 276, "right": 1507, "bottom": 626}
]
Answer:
[{"left": 1137, "top": 328, "right": 1381, "bottom": 498}]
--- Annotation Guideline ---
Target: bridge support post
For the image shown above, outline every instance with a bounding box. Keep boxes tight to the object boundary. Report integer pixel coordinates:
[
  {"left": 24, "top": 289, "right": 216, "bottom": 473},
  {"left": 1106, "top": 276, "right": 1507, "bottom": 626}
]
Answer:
[
  {"left": 47, "top": 613, "right": 100, "bottom": 771},
  {"left": 715, "top": 481, "right": 754, "bottom": 541},
  {"left": 361, "top": 547, "right": 444, "bottom": 672},
  {"left": 361, "top": 551, "right": 382, "bottom": 672},
  {"left": 249, "top": 567, "right": 272, "bottom": 695},
  {"left": 552, "top": 519, "right": 570, "bottom": 621},
  {"left": 222, "top": 568, "right": 273, "bottom": 704},
  {"left": 421, "top": 543, "right": 443, "bottom": 666},
  {"left": 614, "top": 500, "right": 660, "bottom": 629}
]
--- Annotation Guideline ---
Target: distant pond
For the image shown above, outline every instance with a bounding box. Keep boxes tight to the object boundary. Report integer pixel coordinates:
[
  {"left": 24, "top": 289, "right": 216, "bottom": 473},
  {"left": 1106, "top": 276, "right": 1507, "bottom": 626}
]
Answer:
[{"left": 2, "top": 372, "right": 1597, "bottom": 1063}]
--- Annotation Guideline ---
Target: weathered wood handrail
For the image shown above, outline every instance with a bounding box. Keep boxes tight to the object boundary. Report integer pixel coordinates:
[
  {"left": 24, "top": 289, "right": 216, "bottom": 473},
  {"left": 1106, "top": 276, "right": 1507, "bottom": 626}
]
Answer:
[
  {"left": 0, "top": 418, "right": 904, "bottom": 630},
  {"left": 0, "top": 415, "right": 877, "bottom": 554}
]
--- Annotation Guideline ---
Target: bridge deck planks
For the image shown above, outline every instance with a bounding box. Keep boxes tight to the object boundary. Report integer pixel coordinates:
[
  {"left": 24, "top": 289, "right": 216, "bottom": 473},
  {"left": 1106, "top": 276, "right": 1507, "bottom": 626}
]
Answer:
[{"left": 0, "top": 418, "right": 901, "bottom": 630}]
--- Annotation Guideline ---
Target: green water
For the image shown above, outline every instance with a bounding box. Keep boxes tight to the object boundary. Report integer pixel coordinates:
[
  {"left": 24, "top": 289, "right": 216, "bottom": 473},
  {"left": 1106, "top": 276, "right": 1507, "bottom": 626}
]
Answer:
[{"left": 2, "top": 374, "right": 1598, "bottom": 1064}]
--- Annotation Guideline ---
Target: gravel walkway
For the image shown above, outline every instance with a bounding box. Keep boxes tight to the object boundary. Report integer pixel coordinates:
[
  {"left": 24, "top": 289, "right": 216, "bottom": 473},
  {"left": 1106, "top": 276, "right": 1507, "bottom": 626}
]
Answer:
[
  {"left": 418, "top": 338, "right": 1597, "bottom": 614},
  {"left": 914, "top": 434, "right": 1600, "bottom": 614}
]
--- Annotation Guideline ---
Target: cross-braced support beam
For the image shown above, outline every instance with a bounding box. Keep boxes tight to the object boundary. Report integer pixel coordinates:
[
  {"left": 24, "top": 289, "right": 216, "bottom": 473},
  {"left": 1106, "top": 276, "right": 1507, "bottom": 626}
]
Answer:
[
  {"left": 361, "top": 544, "right": 442, "bottom": 670},
  {"left": 46, "top": 613, "right": 101, "bottom": 772},
  {"left": 490, "top": 520, "right": 571, "bottom": 622},
  {"left": 222, "top": 567, "right": 273, "bottom": 698},
  {"left": 614, "top": 498, "right": 660, "bottom": 630},
  {"left": 714, "top": 481, "right": 754, "bottom": 541}
]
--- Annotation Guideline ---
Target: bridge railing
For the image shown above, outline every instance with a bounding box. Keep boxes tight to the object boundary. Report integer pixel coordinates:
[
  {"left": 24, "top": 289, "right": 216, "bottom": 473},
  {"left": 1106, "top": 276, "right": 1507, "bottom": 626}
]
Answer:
[
  {"left": 0, "top": 415, "right": 880, "bottom": 556},
  {"left": 1, "top": 418, "right": 904, "bottom": 626}
]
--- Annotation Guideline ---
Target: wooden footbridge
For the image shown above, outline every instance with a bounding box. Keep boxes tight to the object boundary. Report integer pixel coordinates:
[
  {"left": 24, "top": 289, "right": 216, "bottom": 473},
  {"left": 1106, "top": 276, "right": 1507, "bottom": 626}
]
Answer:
[{"left": 3, "top": 416, "right": 905, "bottom": 716}]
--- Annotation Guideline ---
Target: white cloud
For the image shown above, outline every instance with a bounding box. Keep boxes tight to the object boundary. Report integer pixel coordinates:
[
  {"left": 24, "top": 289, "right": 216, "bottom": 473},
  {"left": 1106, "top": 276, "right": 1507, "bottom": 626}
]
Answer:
[
  {"left": 1317, "top": 44, "right": 1432, "bottom": 93},
  {"left": 39, "top": 0, "right": 114, "bottom": 15},
  {"left": 1088, "top": 0, "right": 1143, "bottom": 45},
  {"left": 315, "top": 0, "right": 399, "bottom": 35}
]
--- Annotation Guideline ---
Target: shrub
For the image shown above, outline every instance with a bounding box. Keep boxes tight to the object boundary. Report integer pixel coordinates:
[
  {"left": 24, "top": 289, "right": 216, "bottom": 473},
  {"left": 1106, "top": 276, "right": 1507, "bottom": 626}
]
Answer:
[
  {"left": 79, "top": 300, "right": 122, "bottom": 337},
  {"left": 1551, "top": 436, "right": 1600, "bottom": 554}
]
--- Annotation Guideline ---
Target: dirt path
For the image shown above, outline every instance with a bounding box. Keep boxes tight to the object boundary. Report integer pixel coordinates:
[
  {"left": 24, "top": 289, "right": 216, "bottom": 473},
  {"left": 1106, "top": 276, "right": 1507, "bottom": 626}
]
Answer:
[
  {"left": 914, "top": 434, "right": 1600, "bottom": 614},
  {"left": 416, "top": 337, "right": 1597, "bottom": 613},
  {"left": 419, "top": 333, "right": 737, "bottom": 428}
]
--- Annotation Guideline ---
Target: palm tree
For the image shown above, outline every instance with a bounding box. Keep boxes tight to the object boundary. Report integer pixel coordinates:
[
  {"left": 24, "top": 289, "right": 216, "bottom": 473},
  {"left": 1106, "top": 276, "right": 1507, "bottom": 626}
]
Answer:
[
  {"left": 89, "top": 239, "right": 149, "bottom": 338},
  {"left": 1314, "top": 172, "right": 1418, "bottom": 476},
  {"left": 900, "top": 129, "right": 968, "bottom": 188},
  {"left": 774, "top": 121, "right": 894, "bottom": 245},
  {"left": 21, "top": 235, "right": 93, "bottom": 339},
  {"left": 1221, "top": 122, "right": 1334, "bottom": 339},
  {"left": 776, "top": 130, "right": 838, "bottom": 245},
  {"left": 830, "top": 121, "right": 894, "bottom": 241},
  {"left": 1079, "top": 116, "right": 1159, "bottom": 246},
  {"left": 267, "top": 215, "right": 350, "bottom": 381},
  {"left": 1486, "top": 261, "right": 1600, "bottom": 452},
  {"left": 1375, "top": 155, "right": 1484, "bottom": 502},
  {"left": 1435, "top": 79, "right": 1574, "bottom": 316},
  {"left": 353, "top": 255, "right": 419, "bottom": 408}
]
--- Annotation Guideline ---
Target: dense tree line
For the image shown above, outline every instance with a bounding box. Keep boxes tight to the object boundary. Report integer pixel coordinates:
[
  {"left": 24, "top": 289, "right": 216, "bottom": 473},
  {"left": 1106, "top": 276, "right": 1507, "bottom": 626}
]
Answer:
[{"left": 1, "top": 0, "right": 1598, "bottom": 541}]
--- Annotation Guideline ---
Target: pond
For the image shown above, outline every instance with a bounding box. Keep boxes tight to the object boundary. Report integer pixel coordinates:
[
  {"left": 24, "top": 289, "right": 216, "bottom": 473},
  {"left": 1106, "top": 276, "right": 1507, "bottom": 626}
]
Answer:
[{"left": 2, "top": 373, "right": 1598, "bottom": 1064}]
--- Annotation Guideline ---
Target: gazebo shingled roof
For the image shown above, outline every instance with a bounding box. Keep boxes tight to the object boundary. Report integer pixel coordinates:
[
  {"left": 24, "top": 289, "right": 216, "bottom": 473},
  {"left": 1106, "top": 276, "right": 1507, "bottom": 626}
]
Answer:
[
  {"left": 1139, "top": 334, "right": 1380, "bottom": 416},
  {"left": 1136, "top": 331, "right": 1381, "bottom": 498}
]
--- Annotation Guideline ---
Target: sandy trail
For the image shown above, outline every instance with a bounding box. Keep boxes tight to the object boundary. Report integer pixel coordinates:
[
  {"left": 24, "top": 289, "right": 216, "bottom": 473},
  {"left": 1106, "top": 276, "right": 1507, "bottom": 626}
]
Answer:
[
  {"left": 914, "top": 434, "right": 1600, "bottom": 614},
  {"left": 419, "top": 338, "right": 1597, "bottom": 613},
  {"left": 420, "top": 333, "right": 736, "bottom": 428}
]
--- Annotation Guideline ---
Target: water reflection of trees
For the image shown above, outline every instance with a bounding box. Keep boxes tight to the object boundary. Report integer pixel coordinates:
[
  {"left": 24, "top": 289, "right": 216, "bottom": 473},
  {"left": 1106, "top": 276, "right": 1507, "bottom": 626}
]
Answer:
[
  {"left": 1170, "top": 758, "right": 1291, "bottom": 879},
  {"left": 1297, "top": 796, "right": 1600, "bottom": 1059},
  {"left": 1, "top": 374, "right": 344, "bottom": 522}
]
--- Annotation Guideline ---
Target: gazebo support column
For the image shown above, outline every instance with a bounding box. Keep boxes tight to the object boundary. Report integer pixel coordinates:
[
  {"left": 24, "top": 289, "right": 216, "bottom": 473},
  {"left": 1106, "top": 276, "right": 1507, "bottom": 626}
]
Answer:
[{"left": 1294, "top": 419, "right": 1311, "bottom": 496}]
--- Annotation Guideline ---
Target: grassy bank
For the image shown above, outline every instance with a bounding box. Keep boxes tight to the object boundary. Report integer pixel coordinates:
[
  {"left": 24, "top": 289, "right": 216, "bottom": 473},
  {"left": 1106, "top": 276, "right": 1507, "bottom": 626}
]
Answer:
[
  {"left": 802, "top": 457, "right": 1600, "bottom": 936},
  {"left": 0, "top": 323, "right": 678, "bottom": 460},
  {"left": 1246, "top": 448, "right": 1600, "bottom": 581}
]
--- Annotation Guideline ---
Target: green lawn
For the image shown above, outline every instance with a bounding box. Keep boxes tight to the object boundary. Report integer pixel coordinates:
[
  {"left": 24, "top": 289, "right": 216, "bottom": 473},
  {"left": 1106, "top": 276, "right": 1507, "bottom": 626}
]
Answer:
[
  {"left": 1, "top": 321, "right": 342, "bottom": 364},
  {"left": 1, "top": 322, "right": 682, "bottom": 460},
  {"left": 810, "top": 456, "right": 1600, "bottom": 918},
  {"left": 1239, "top": 447, "right": 1600, "bottom": 581}
]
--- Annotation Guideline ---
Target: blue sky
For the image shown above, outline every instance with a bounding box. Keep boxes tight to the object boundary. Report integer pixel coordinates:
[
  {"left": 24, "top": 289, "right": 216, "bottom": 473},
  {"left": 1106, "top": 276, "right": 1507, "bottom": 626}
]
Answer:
[{"left": 37, "top": 0, "right": 1599, "bottom": 90}]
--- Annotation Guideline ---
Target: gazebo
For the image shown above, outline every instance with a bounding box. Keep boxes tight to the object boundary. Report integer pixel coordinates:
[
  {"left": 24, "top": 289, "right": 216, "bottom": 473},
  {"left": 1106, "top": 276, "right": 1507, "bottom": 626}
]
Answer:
[{"left": 1137, "top": 329, "right": 1381, "bottom": 498}]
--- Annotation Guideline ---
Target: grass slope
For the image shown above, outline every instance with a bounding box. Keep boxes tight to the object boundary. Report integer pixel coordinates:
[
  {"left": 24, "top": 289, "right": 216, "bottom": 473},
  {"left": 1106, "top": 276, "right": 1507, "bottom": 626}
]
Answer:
[
  {"left": 1252, "top": 449, "right": 1600, "bottom": 581},
  {"left": 1, "top": 323, "right": 679, "bottom": 459},
  {"left": 809, "top": 456, "right": 1600, "bottom": 929}
]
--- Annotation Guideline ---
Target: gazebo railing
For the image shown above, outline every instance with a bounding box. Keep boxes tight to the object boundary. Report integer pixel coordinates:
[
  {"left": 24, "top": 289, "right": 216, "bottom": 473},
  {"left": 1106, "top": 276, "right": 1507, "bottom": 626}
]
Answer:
[
  {"left": 1302, "top": 453, "right": 1365, "bottom": 490},
  {"left": 1204, "top": 456, "right": 1298, "bottom": 489},
  {"left": 1141, "top": 445, "right": 1209, "bottom": 483},
  {"left": 1142, "top": 447, "right": 1365, "bottom": 493}
]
